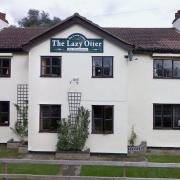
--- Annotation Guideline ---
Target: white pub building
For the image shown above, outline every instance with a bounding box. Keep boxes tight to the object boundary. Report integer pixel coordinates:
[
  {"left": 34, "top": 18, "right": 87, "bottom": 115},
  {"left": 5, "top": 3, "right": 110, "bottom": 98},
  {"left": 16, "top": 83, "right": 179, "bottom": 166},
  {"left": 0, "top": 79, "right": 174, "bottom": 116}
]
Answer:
[{"left": 0, "top": 11, "right": 180, "bottom": 154}]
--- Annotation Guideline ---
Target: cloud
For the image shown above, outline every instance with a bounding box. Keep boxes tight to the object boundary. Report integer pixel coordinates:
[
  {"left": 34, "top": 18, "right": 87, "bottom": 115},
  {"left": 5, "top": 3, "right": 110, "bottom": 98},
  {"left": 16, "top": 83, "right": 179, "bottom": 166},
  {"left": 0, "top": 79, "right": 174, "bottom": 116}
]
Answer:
[{"left": 0, "top": 0, "right": 180, "bottom": 27}]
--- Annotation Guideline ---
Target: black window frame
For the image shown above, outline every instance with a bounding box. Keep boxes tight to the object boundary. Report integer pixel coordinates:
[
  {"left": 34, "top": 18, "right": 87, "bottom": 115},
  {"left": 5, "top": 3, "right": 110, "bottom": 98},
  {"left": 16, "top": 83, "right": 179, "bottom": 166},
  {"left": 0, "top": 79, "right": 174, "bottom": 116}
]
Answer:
[
  {"left": 39, "top": 104, "right": 61, "bottom": 133},
  {"left": 0, "top": 101, "right": 10, "bottom": 126},
  {"left": 40, "top": 56, "right": 61, "bottom": 77},
  {"left": 153, "top": 104, "right": 180, "bottom": 130},
  {"left": 92, "top": 56, "right": 113, "bottom": 78},
  {"left": 92, "top": 105, "right": 114, "bottom": 134},
  {"left": 153, "top": 59, "right": 180, "bottom": 79},
  {"left": 0, "top": 58, "right": 11, "bottom": 77}
]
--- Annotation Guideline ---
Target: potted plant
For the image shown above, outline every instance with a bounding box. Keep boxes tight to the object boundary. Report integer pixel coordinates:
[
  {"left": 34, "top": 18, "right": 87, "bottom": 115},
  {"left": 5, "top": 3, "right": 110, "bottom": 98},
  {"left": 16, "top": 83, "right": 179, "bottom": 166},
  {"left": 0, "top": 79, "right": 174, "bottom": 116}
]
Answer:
[{"left": 56, "top": 106, "right": 90, "bottom": 160}]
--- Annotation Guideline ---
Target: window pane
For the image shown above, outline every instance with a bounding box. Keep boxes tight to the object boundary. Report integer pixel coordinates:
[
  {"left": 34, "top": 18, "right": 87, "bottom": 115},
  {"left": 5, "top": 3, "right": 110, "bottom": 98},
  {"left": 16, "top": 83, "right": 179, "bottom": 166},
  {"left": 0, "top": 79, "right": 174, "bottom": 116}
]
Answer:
[
  {"left": 0, "top": 114, "right": 9, "bottom": 125},
  {"left": 173, "top": 105, "right": 180, "bottom": 128},
  {"left": 42, "top": 67, "right": 50, "bottom": 75},
  {"left": 154, "top": 116, "right": 162, "bottom": 127},
  {"left": 163, "top": 104, "right": 172, "bottom": 116},
  {"left": 52, "top": 57, "right": 61, "bottom": 65},
  {"left": 163, "top": 60, "right": 172, "bottom": 77},
  {"left": 93, "top": 57, "right": 102, "bottom": 77},
  {"left": 43, "top": 118, "right": 59, "bottom": 131},
  {"left": 2, "top": 59, "right": 10, "bottom": 67},
  {"left": 1, "top": 68, "right": 9, "bottom": 75},
  {"left": 104, "top": 119, "right": 113, "bottom": 133},
  {"left": 41, "top": 58, "right": 50, "bottom": 66},
  {"left": 105, "top": 106, "right": 113, "bottom": 119},
  {"left": 52, "top": 67, "right": 60, "bottom": 76},
  {"left": 93, "top": 118, "right": 103, "bottom": 132},
  {"left": 163, "top": 116, "right": 172, "bottom": 128},
  {"left": 51, "top": 106, "right": 61, "bottom": 117},
  {"left": 154, "top": 104, "right": 162, "bottom": 116},
  {"left": 93, "top": 106, "right": 103, "bottom": 118},
  {"left": 154, "top": 60, "right": 163, "bottom": 77},
  {"left": 41, "top": 106, "right": 51, "bottom": 117},
  {"left": 1, "top": 102, "right": 9, "bottom": 112},
  {"left": 103, "top": 57, "right": 112, "bottom": 76},
  {"left": 173, "top": 61, "right": 180, "bottom": 77}
]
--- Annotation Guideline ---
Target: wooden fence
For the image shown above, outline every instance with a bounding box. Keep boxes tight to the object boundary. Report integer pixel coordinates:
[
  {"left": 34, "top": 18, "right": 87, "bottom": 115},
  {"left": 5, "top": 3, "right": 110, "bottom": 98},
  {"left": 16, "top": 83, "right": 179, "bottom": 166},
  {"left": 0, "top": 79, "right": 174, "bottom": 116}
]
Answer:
[{"left": 1, "top": 159, "right": 180, "bottom": 180}]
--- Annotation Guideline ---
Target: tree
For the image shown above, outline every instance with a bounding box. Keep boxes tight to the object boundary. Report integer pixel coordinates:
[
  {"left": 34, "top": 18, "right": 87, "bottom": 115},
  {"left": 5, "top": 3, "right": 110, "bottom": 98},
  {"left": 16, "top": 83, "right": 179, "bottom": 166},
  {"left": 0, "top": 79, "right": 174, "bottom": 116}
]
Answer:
[{"left": 18, "top": 9, "right": 61, "bottom": 27}]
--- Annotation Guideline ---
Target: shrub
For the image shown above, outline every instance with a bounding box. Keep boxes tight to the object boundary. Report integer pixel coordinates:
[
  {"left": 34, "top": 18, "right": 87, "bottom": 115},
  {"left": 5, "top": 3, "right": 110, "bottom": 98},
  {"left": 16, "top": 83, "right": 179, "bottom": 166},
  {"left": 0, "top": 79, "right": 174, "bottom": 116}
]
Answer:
[
  {"left": 128, "top": 126, "right": 137, "bottom": 146},
  {"left": 57, "top": 106, "right": 90, "bottom": 151}
]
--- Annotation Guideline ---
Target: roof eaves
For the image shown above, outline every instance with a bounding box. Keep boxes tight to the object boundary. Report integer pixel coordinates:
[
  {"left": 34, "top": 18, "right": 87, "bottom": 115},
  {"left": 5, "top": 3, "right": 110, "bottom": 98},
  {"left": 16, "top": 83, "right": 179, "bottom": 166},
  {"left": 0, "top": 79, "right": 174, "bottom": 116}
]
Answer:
[{"left": 23, "top": 13, "right": 134, "bottom": 51}]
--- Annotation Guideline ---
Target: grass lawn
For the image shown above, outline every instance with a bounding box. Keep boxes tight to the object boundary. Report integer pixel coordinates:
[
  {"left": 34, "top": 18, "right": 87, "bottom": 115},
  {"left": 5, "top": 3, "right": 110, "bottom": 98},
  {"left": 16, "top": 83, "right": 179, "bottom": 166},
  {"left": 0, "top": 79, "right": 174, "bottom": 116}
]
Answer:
[
  {"left": 0, "top": 163, "right": 60, "bottom": 175},
  {"left": 147, "top": 154, "right": 180, "bottom": 163},
  {"left": 80, "top": 165, "right": 180, "bottom": 178}
]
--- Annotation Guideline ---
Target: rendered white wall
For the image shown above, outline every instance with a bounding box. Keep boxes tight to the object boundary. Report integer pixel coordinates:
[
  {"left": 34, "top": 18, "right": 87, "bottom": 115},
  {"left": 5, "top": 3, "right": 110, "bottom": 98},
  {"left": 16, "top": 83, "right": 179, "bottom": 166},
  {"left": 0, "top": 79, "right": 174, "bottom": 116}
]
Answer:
[
  {"left": 128, "top": 54, "right": 180, "bottom": 148},
  {"left": 0, "top": 19, "right": 8, "bottom": 30},
  {"left": 173, "top": 18, "right": 180, "bottom": 31},
  {"left": 28, "top": 24, "right": 129, "bottom": 153},
  {"left": 0, "top": 54, "right": 28, "bottom": 143}
]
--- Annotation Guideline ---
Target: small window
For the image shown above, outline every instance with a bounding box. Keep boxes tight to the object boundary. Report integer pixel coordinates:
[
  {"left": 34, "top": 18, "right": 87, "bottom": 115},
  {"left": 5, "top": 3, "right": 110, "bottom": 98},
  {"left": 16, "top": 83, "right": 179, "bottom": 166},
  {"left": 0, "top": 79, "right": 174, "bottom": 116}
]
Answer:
[
  {"left": 153, "top": 59, "right": 180, "bottom": 79},
  {"left": 92, "top": 105, "right": 113, "bottom": 134},
  {"left": 0, "top": 58, "right": 11, "bottom": 77},
  {"left": 153, "top": 104, "right": 180, "bottom": 129},
  {"left": 41, "top": 56, "right": 61, "bottom": 77},
  {"left": 40, "top": 105, "right": 61, "bottom": 132},
  {"left": 0, "top": 101, "right": 10, "bottom": 126},
  {"left": 92, "top": 56, "right": 113, "bottom": 77}
]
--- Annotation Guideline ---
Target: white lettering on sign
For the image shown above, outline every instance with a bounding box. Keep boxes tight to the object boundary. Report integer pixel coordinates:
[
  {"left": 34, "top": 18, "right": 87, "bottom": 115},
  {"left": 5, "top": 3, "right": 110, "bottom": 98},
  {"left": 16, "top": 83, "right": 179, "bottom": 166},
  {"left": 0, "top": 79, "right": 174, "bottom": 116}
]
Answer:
[{"left": 52, "top": 40, "right": 65, "bottom": 47}]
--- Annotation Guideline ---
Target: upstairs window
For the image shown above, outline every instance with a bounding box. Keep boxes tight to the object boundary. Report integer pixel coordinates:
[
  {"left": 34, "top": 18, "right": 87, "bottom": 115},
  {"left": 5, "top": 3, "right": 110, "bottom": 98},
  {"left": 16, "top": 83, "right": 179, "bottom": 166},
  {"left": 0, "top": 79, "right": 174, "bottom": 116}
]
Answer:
[
  {"left": 92, "top": 56, "right": 113, "bottom": 78},
  {"left": 92, "top": 105, "right": 113, "bottom": 134},
  {"left": 41, "top": 56, "right": 61, "bottom": 77},
  {"left": 0, "top": 101, "right": 10, "bottom": 126},
  {"left": 40, "top": 105, "right": 61, "bottom": 132},
  {"left": 153, "top": 59, "right": 180, "bottom": 78},
  {"left": 153, "top": 104, "right": 180, "bottom": 129},
  {"left": 0, "top": 58, "right": 11, "bottom": 77}
]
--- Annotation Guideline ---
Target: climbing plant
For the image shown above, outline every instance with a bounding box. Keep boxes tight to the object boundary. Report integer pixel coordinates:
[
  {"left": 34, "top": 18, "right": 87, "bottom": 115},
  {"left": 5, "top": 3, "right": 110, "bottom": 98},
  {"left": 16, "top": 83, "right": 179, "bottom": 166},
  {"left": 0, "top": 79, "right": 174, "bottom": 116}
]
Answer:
[{"left": 10, "top": 103, "right": 28, "bottom": 144}]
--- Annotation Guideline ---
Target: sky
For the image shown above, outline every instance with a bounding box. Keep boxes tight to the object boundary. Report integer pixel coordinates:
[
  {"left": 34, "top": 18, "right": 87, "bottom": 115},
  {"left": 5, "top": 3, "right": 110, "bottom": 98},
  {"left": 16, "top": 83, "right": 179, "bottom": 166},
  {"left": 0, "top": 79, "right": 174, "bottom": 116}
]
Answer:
[{"left": 0, "top": 0, "right": 180, "bottom": 27}]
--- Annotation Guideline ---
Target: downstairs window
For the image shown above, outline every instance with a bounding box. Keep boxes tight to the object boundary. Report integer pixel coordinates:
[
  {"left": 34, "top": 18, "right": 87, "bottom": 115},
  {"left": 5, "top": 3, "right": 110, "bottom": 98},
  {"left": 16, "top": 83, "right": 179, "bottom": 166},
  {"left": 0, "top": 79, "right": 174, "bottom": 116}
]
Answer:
[
  {"left": 40, "top": 105, "right": 61, "bottom": 132},
  {"left": 0, "top": 101, "right": 10, "bottom": 126},
  {"left": 153, "top": 104, "right": 180, "bottom": 129},
  {"left": 92, "top": 105, "right": 113, "bottom": 134}
]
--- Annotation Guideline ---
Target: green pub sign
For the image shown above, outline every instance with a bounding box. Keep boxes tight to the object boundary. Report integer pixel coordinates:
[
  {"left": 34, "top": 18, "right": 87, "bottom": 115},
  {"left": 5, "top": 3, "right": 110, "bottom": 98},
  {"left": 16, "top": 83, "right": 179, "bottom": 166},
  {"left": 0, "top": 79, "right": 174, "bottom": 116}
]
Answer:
[{"left": 50, "top": 33, "right": 103, "bottom": 53}]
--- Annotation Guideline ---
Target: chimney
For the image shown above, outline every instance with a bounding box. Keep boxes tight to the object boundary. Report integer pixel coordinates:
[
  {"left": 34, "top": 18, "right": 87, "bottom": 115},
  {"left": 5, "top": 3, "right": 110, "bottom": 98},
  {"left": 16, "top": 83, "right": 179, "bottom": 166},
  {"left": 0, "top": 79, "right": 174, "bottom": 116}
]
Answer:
[
  {"left": 0, "top": 12, "right": 8, "bottom": 23},
  {"left": 173, "top": 10, "right": 180, "bottom": 31},
  {"left": 0, "top": 12, "right": 8, "bottom": 30}
]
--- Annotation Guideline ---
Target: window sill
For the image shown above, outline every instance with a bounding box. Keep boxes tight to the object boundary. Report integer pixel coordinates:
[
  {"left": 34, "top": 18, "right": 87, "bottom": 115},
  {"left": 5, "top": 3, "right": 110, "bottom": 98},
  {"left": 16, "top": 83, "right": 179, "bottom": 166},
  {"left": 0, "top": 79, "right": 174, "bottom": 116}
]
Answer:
[
  {"left": 0, "top": 124, "right": 9, "bottom": 127},
  {"left": 91, "top": 76, "right": 114, "bottom": 78},
  {"left": 40, "top": 75, "right": 61, "bottom": 78},
  {"left": 0, "top": 76, "right": 11, "bottom": 78},
  {"left": 91, "top": 131, "right": 113, "bottom": 134},
  {"left": 153, "top": 77, "right": 180, "bottom": 79},
  {"left": 153, "top": 128, "right": 180, "bottom": 130},
  {"left": 39, "top": 130, "right": 58, "bottom": 133}
]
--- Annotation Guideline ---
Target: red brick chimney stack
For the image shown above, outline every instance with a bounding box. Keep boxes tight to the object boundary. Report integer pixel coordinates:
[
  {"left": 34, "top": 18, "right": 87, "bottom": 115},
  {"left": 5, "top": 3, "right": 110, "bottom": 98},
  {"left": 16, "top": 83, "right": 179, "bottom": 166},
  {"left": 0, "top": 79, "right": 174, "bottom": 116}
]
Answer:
[
  {"left": 175, "top": 10, "right": 180, "bottom": 20},
  {"left": 0, "top": 12, "right": 8, "bottom": 23}
]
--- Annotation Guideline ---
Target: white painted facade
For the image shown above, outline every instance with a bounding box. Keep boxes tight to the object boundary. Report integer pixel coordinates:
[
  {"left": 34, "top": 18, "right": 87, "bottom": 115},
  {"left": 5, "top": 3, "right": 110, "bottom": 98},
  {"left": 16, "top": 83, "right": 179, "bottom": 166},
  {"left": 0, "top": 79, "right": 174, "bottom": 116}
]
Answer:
[
  {"left": 0, "top": 19, "right": 8, "bottom": 30},
  {"left": 28, "top": 24, "right": 128, "bottom": 153},
  {"left": 0, "top": 14, "right": 180, "bottom": 154}
]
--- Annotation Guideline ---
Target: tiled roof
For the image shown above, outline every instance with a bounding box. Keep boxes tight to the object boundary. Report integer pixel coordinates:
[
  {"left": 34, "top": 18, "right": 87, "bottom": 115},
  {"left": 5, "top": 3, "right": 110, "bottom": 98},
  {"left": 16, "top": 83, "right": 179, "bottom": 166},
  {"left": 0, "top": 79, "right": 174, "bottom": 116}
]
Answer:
[
  {"left": 0, "top": 27, "right": 47, "bottom": 50},
  {"left": 104, "top": 27, "right": 180, "bottom": 53},
  {"left": 0, "top": 26, "right": 180, "bottom": 53}
]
